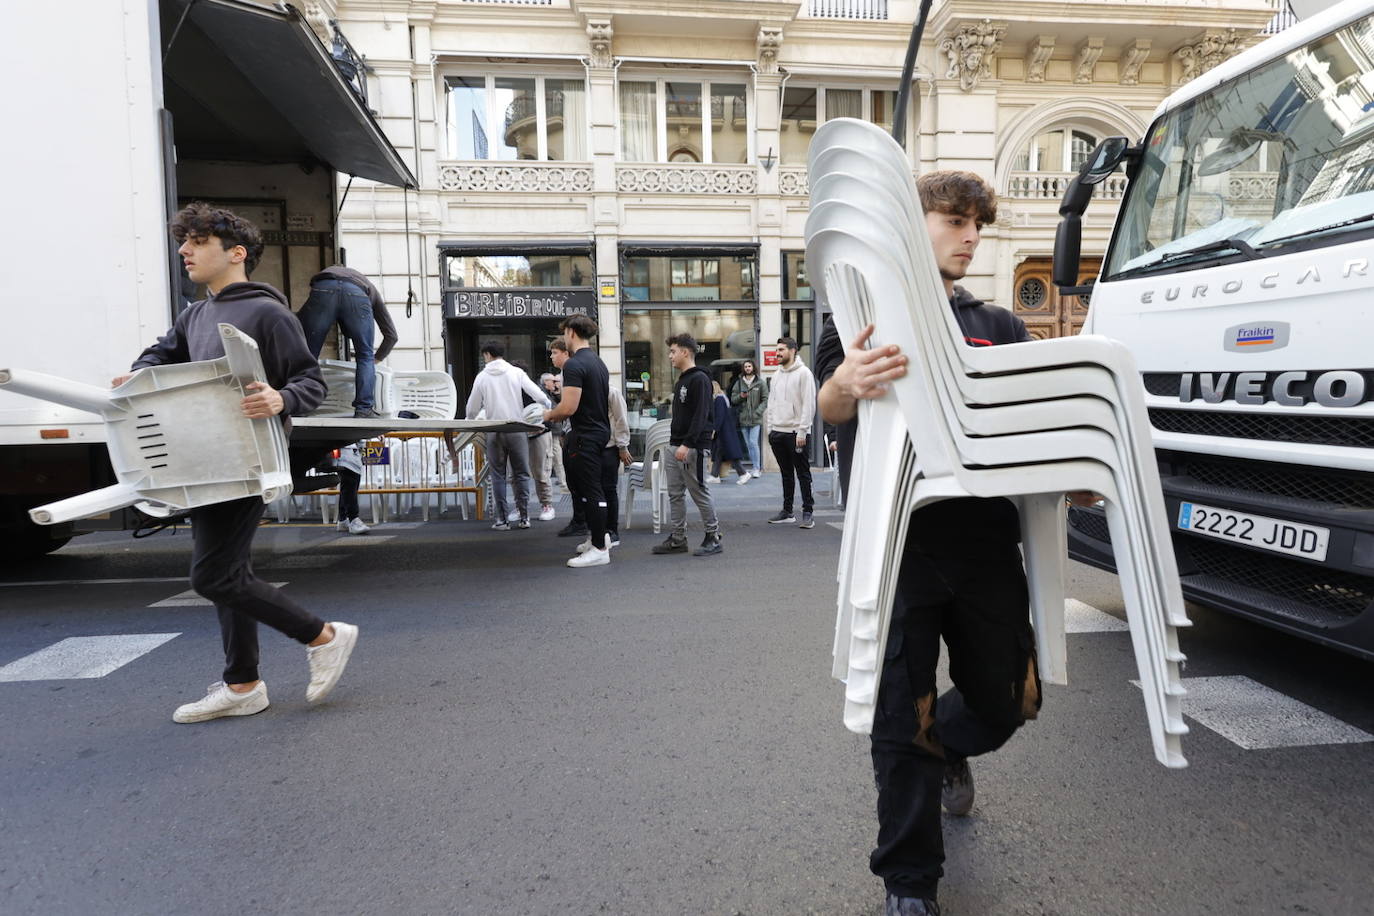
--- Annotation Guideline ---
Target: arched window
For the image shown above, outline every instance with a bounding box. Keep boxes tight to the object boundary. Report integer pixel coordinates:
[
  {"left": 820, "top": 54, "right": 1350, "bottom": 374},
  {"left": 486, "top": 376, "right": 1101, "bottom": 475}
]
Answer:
[{"left": 1012, "top": 128, "right": 1099, "bottom": 172}]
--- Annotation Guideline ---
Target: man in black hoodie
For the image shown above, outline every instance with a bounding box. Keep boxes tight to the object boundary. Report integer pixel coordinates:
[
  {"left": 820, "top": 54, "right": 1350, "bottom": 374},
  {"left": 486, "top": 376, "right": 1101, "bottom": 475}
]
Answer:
[
  {"left": 652, "top": 333, "right": 721, "bottom": 557},
  {"left": 113, "top": 203, "right": 359, "bottom": 724}
]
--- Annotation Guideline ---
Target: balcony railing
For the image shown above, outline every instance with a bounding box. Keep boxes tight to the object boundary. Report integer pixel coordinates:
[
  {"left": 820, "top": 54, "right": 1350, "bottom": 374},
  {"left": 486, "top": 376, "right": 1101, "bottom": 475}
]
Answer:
[
  {"left": 808, "top": 0, "right": 888, "bottom": 19},
  {"left": 1007, "top": 171, "right": 1127, "bottom": 201},
  {"left": 328, "top": 20, "right": 371, "bottom": 109}
]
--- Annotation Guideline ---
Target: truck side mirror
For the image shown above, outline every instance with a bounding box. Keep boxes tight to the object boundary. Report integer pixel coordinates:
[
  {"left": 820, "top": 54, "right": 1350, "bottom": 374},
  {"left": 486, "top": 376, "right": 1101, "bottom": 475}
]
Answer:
[{"left": 1053, "top": 136, "right": 1134, "bottom": 293}]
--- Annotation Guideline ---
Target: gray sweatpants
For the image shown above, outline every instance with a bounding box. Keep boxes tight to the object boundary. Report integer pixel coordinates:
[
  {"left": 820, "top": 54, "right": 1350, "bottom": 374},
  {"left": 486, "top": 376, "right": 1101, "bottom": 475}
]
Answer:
[
  {"left": 487, "top": 431, "right": 532, "bottom": 521},
  {"left": 528, "top": 432, "right": 553, "bottom": 506},
  {"left": 664, "top": 447, "right": 718, "bottom": 542}
]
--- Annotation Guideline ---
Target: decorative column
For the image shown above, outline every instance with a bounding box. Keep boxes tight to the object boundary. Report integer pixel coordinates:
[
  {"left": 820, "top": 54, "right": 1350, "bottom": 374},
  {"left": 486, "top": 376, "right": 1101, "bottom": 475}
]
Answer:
[
  {"left": 584, "top": 17, "right": 622, "bottom": 381},
  {"left": 755, "top": 24, "right": 786, "bottom": 352}
]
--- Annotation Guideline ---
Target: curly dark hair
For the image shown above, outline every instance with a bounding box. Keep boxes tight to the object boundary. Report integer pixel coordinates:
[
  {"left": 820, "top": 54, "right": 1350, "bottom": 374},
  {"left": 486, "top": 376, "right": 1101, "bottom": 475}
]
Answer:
[
  {"left": 560, "top": 314, "right": 599, "bottom": 341},
  {"left": 916, "top": 171, "right": 997, "bottom": 227},
  {"left": 170, "top": 202, "right": 265, "bottom": 275},
  {"left": 665, "top": 332, "right": 698, "bottom": 352}
]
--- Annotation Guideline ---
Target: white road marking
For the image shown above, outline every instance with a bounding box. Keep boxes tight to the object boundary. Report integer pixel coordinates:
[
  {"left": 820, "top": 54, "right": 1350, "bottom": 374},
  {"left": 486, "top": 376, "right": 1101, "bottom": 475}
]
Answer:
[
  {"left": 377, "top": 522, "right": 425, "bottom": 529},
  {"left": 260, "top": 555, "right": 345, "bottom": 569},
  {"left": 0, "top": 634, "right": 180, "bottom": 682},
  {"left": 149, "top": 583, "right": 289, "bottom": 607},
  {"left": 318, "top": 535, "right": 397, "bottom": 547},
  {"left": 0, "top": 577, "right": 187, "bottom": 588},
  {"left": 1132, "top": 675, "right": 1374, "bottom": 750},
  {"left": 1064, "top": 598, "right": 1129, "bottom": 633},
  {"left": 827, "top": 522, "right": 845, "bottom": 531}
]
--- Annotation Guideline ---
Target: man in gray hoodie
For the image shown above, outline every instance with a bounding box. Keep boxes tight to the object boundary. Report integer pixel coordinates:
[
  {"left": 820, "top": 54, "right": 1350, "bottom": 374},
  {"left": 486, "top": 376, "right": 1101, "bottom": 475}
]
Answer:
[{"left": 466, "top": 340, "right": 552, "bottom": 529}]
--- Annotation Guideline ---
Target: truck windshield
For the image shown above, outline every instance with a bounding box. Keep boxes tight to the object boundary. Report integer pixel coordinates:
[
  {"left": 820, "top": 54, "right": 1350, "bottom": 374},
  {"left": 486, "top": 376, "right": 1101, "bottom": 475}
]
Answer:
[{"left": 1104, "top": 13, "right": 1374, "bottom": 280}]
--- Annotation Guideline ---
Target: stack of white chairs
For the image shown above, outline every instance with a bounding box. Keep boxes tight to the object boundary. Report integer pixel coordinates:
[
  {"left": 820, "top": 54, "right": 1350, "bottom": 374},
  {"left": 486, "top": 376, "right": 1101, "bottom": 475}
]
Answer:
[
  {"left": 623, "top": 418, "right": 672, "bottom": 532},
  {"left": 0, "top": 324, "right": 293, "bottom": 524},
  {"left": 315, "top": 359, "right": 457, "bottom": 419},
  {"left": 807, "top": 118, "right": 1190, "bottom": 769}
]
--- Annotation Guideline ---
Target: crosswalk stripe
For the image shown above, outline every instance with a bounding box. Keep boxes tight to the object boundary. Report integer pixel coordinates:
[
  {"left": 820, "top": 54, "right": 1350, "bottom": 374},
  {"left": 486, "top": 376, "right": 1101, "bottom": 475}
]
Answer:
[
  {"left": 318, "top": 535, "right": 397, "bottom": 547},
  {"left": 827, "top": 522, "right": 844, "bottom": 531},
  {"left": 1064, "top": 599, "right": 1129, "bottom": 633},
  {"left": 0, "top": 577, "right": 187, "bottom": 588},
  {"left": 149, "top": 583, "right": 289, "bottom": 607},
  {"left": 1133, "top": 675, "right": 1373, "bottom": 750},
  {"left": 0, "top": 634, "right": 180, "bottom": 682},
  {"left": 378, "top": 522, "right": 425, "bottom": 529}
]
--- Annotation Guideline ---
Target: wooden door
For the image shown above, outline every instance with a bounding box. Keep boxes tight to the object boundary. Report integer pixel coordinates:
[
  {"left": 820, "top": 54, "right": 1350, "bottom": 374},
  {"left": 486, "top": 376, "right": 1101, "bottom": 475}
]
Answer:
[{"left": 1011, "top": 256, "right": 1099, "bottom": 339}]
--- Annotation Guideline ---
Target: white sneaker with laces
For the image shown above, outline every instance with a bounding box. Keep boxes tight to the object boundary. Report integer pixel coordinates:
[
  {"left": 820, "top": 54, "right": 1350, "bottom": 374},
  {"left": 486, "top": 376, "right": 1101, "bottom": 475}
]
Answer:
[
  {"left": 576, "top": 536, "right": 619, "bottom": 554},
  {"left": 567, "top": 546, "right": 610, "bottom": 568},
  {"left": 172, "top": 681, "right": 269, "bottom": 724},
  {"left": 306, "top": 622, "right": 359, "bottom": 703},
  {"left": 539, "top": 504, "right": 556, "bottom": 521},
  {"left": 507, "top": 509, "right": 521, "bottom": 522},
  {"left": 705, "top": 475, "right": 722, "bottom": 484},
  {"left": 347, "top": 517, "right": 370, "bottom": 535},
  {"left": 737, "top": 472, "right": 752, "bottom": 486},
  {"left": 336, "top": 519, "right": 349, "bottom": 532}
]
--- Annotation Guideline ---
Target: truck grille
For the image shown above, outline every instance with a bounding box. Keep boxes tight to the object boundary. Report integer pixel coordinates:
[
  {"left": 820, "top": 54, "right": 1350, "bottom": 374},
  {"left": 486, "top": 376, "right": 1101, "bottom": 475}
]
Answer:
[
  {"left": 1173, "top": 455, "right": 1374, "bottom": 512},
  {"left": 1180, "top": 538, "right": 1371, "bottom": 623},
  {"left": 1149, "top": 408, "right": 1374, "bottom": 449},
  {"left": 1142, "top": 373, "right": 1180, "bottom": 397},
  {"left": 1068, "top": 506, "right": 1112, "bottom": 543}
]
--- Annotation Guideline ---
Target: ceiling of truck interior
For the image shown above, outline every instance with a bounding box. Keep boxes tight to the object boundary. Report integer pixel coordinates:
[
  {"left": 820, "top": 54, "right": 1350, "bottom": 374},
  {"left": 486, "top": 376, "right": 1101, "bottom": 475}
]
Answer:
[{"left": 160, "top": 0, "right": 416, "bottom": 189}]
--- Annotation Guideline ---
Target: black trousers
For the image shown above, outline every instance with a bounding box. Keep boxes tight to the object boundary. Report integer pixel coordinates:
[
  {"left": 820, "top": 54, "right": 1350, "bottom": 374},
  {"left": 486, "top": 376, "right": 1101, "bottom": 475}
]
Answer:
[
  {"left": 869, "top": 538, "right": 1040, "bottom": 900},
  {"left": 564, "top": 437, "right": 585, "bottom": 527},
  {"left": 564, "top": 434, "right": 607, "bottom": 549},
  {"left": 767, "top": 430, "right": 814, "bottom": 514},
  {"left": 339, "top": 467, "right": 361, "bottom": 520},
  {"left": 188, "top": 497, "right": 327, "bottom": 684},
  {"left": 601, "top": 445, "right": 621, "bottom": 536}
]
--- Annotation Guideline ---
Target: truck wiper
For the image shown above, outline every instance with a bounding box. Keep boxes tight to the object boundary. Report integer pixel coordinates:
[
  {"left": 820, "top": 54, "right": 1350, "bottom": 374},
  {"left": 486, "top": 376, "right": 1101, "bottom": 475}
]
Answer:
[
  {"left": 1113, "top": 237, "right": 1261, "bottom": 279},
  {"left": 1255, "top": 213, "right": 1374, "bottom": 249}
]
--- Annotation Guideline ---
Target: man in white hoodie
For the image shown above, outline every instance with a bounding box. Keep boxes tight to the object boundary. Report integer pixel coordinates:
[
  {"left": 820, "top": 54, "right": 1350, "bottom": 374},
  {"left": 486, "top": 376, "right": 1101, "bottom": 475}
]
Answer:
[
  {"left": 763, "top": 336, "right": 817, "bottom": 529},
  {"left": 466, "top": 340, "right": 552, "bottom": 529}
]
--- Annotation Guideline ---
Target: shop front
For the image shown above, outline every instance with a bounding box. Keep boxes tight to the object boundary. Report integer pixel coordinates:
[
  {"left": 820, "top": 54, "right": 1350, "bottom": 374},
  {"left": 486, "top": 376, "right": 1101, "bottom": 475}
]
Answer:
[
  {"left": 439, "top": 242, "right": 596, "bottom": 403},
  {"left": 618, "top": 243, "right": 759, "bottom": 456}
]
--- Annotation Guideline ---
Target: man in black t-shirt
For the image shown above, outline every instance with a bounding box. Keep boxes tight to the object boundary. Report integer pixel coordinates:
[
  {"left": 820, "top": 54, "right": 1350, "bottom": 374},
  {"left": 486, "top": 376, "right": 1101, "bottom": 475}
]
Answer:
[{"left": 543, "top": 314, "right": 612, "bottom": 568}]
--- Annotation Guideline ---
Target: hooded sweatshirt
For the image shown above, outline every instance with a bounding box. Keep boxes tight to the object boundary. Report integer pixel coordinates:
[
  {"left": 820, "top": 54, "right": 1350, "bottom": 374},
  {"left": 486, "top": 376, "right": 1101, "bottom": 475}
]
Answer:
[
  {"left": 466, "top": 357, "right": 551, "bottom": 421},
  {"left": 763, "top": 356, "right": 816, "bottom": 436},
  {"left": 131, "top": 281, "right": 326, "bottom": 419},
  {"left": 669, "top": 365, "right": 714, "bottom": 449}
]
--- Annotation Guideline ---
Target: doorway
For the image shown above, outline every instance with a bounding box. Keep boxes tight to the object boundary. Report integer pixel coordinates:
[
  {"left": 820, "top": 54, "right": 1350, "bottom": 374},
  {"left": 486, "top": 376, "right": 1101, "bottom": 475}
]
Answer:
[
  {"left": 1012, "top": 256, "right": 1100, "bottom": 339},
  {"left": 445, "top": 317, "right": 567, "bottom": 407}
]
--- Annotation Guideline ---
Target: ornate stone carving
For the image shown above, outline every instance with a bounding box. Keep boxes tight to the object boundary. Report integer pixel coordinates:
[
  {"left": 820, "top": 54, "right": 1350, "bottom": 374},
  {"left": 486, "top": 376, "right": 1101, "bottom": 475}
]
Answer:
[
  {"left": 1075, "top": 37, "right": 1104, "bottom": 84},
  {"left": 938, "top": 19, "right": 1006, "bottom": 92},
  {"left": 586, "top": 18, "right": 613, "bottom": 69},
  {"left": 1120, "top": 39, "right": 1152, "bottom": 86},
  {"left": 757, "top": 26, "right": 784, "bottom": 76},
  {"left": 1174, "top": 29, "right": 1245, "bottom": 83},
  {"left": 615, "top": 165, "right": 757, "bottom": 195},
  {"left": 1026, "top": 36, "right": 1055, "bottom": 83},
  {"left": 286, "top": 1, "right": 333, "bottom": 44},
  {"left": 778, "top": 166, "right": 809, "bottom": 197},
  {"left": 438, "top": 164, "right": 594, "bottom": 193}
]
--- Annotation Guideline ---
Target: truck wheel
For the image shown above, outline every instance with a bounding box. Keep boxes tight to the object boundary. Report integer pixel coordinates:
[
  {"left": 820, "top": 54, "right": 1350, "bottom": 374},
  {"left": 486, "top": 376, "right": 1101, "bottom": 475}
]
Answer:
[{"left": 1, "top": 501, "right": 73, "bottom": 560}]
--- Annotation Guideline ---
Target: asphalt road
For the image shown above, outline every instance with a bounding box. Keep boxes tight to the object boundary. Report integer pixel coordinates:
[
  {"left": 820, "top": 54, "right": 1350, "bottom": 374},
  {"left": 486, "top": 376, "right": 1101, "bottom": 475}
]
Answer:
[{"left": 2, "top": 477, "right": 1372, "bottom": 915}]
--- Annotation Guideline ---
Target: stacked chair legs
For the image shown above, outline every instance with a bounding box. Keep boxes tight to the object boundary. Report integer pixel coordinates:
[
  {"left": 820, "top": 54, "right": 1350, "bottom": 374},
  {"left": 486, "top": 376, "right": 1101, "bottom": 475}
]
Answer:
[{"left": 808, "top": 118, "right": 1190, "bottom": 769}]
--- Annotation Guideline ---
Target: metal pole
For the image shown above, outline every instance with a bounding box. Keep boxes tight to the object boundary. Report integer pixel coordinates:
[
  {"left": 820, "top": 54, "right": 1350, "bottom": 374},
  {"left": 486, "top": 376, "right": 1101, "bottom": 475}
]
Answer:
[{"left": 891, "top": 0, "right": 934, "bottom": 149}]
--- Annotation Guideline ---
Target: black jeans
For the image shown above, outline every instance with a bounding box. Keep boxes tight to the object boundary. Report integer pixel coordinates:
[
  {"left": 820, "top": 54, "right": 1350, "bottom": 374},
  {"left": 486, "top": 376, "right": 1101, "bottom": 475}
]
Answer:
[
  {"left": 564, "top": 434, "right": 607, "bottom": 549},
  {"left": 601, "top": 445, "right": 621, "bottom": 536},
  {"left": 869, "top": 538, "right": 1040, "bottom": 900},
  {"left": 768, "top": 430, "right": 813, "bottom": 514},
  {"left": 338, "top": 467, "right": 361, "bottom": 520},
  {"left": 189, "top": 497, "right": 327, "bottom": 684}
]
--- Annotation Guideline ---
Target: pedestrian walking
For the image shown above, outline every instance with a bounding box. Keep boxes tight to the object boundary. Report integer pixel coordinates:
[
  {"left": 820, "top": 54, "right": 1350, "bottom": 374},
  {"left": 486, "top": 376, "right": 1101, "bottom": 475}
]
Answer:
[
  {"left": 706, "top": 380, "right": 747, "bottom": 484},
  {"left": 296, "top": 264, "right": 398, "bottom": 418},
  {"left": 114, "top": 202, "right": 358, "bottom": 723},
  {"left": 549, "top": 339, "right": 587, "bottom": 539},
  {"left": 817, "top": 171, "right": 1067, "bottom": 916},
  {"left": 573, "top": 384, "right": 632, "bottom": 555},
  {"left": 764, "top": 336, "right": 817, "bottom": 528},
  {"left": 729, "top": 358, "right": 767, "bottom": 480},
  {"left": 333, "top": 441, "right": 370, "bottom": 535},
  {"left": 652, "top": 333, "right": 722, "bottom": 557},
  {"left": 542, "top": 315, "right": 613, "bottom": 568},
  {"left": 466, "top": 341, "right": 552, "bottom": 530}
]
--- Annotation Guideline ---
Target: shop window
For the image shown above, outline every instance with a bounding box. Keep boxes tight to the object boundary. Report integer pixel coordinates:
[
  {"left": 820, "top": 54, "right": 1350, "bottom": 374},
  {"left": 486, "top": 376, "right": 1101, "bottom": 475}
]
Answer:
[
  {"left": 620, "top": 78, "right": 751, "bottom": 163},
  {"left": 445, "top": 74, "right": 587, "bottom": 161},
  {"left": 781, "top": 86, "right": 908, "bottom": 163},
  {"left": 1013, "top": 128, "right": 1100, "bottom": 172},
  {"left": 670, "top": 258, "right": 721, "bottom": 301},
  {"left": 620, "top": 255, "right": 757, "bottom": 301},
  {"left": 446, "top": 253, "right": 593, "bottom": 288},
  {"left": 783, "top": 251, "right": 812, "bottom": 300}
]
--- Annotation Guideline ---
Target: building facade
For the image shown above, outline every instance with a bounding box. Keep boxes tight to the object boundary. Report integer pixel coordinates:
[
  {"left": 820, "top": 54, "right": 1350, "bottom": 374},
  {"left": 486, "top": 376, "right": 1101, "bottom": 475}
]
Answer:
[{"left": 301, "top": 0, "right": 1285, "bottom": 453}]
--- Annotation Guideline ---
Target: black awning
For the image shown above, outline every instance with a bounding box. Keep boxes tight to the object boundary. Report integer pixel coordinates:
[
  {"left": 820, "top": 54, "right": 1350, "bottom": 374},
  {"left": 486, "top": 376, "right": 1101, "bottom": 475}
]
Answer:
[
  {"left": 161, "top": 0, "right": 415, "bottom": 188},
  {"left": 436, "top": 240, "right": 595, "bottom": 255},
  {"left": 619, "top": 241, "right": 761, "bottom": 257}
]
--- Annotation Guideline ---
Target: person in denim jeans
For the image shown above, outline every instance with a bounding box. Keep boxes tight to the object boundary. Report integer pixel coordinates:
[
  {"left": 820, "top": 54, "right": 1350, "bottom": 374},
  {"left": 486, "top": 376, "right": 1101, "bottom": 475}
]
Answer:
[{"left": 297, "top": 265, "right": 398, "bottom": 418}]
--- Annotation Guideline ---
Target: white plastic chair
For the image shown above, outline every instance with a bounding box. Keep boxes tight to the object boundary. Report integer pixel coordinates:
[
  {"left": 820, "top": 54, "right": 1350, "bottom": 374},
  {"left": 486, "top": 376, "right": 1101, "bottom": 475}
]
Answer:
[
  {"left": 623, "top": 419, "right": 672, "bottom": 532},
  {"left": 0, "top": 324, "right": 293, "bottom": 523}
]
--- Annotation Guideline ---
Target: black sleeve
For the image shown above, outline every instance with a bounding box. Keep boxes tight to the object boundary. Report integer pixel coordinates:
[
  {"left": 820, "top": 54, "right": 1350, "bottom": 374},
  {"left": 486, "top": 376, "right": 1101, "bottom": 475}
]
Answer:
[
  {"left": 1010, "top": 313, "right": 1033, "bottom": 343},
  {"left": 131, "top": 310, "right": 192, "bottom": 369},
  {"left": 814, "top": 315, "right": 843, "bottom": 384},
  {"left": 562, "top": 357, "right": 586, "bottom": 391},
  {"left": 261, "top": 309, "right": 327, "bottom": 417},
  {"left": 684, "top": 374, "right": 712, "bottom": 444}
]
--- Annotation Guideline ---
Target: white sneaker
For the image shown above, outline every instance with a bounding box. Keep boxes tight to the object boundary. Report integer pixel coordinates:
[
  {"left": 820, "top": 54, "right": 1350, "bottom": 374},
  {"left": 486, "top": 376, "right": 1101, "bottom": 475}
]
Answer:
[
  {"left": 575, "top": 538, "right": 593, "bottom": 554},
  {"left": 172, "top": 681, "right": 269, "bottom": 724},
  {"left": 737, "top": 472, "right": 752, "bottom": 486},
  {"left": 567, "top": 546, "right": 610, "bottom": 568},
  {"left": 347, "top": 517, "right": 370, "bottom": 535},
  {"left": 705, "top": 475, "right": 722, "bottom": 484},
  {"left": 336, "top": 519, "right": 349, "bottom": 532},
  {"left": 507, "top": 509, "right": 521, "bottom": 522},
  {"left": 576, "top": 536, "right": 619, "bottom": 554},
  {"left": 539, "top": 504, "right": 556, "bottom": 521},
  {"left": 306, "top": 621, "right": 359, "bottom": 703}
]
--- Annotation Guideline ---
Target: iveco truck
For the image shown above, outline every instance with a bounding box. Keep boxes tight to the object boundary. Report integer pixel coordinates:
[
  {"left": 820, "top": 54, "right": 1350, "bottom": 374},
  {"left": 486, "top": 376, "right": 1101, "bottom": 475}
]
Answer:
[
  {"left": 0, "top": 0, "right": 416, "bottom": 557},
  {"left": 1056, "top": 0, "right": 1374, "bottom": 658}
]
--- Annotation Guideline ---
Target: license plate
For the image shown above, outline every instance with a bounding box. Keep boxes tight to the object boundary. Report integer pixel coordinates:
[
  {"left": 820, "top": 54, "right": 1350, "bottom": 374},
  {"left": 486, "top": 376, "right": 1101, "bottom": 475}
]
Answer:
[{"left": 1177, "top": 501, "right": 1329, "bottom": 561}]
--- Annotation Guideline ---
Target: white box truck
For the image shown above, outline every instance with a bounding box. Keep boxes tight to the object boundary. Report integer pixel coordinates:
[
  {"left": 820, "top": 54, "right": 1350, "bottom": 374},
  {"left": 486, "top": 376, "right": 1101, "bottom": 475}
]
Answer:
[
  {"left": 0, "top": 0, "right": 416, "bottom": 557},
  {"left": 1056, "top": 0, "right": 1374, "bottom": 658}
]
